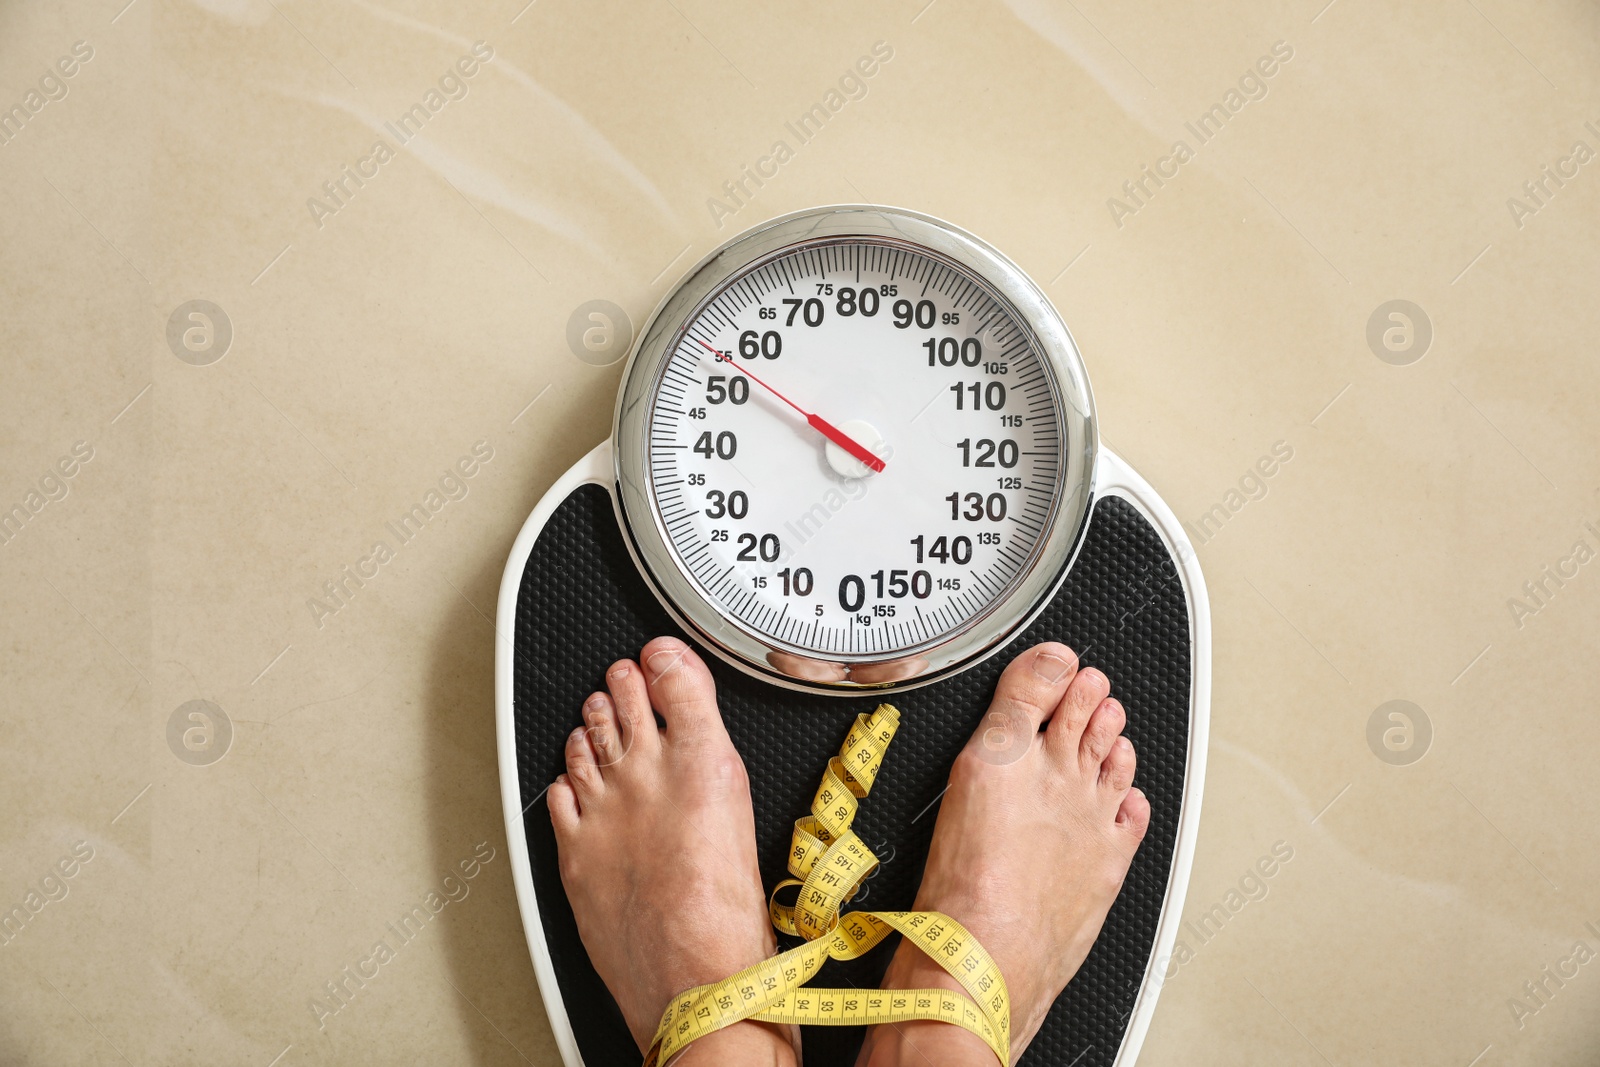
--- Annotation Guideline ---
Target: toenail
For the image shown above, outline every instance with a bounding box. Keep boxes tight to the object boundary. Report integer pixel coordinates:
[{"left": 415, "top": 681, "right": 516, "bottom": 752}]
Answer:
[
  {"left": 646, "top": 649, "right": 684, "bottom": 678},
  {"left": 608, "top": 663, "right": 631, "bottom": 680},
  {"left": 1081, "top": 668, "right": 1107, "bottom": 687},
  {"left": 1033, "top": 652, "right": 1072, "bottom": 683},
  {"left": 584, "top": 694, "right": 606, "bottom": 712}
]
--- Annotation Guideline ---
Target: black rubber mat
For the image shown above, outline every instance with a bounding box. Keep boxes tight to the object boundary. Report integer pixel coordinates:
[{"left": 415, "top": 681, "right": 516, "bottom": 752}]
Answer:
[{"left": 512, "top": 484, "right": 1191, "bottom": 1067}]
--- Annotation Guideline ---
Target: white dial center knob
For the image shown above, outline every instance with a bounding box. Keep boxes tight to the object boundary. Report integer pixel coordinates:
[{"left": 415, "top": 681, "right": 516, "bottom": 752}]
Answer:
[{"left": 825, "top": 419, "right": 886, "bottom": 479}]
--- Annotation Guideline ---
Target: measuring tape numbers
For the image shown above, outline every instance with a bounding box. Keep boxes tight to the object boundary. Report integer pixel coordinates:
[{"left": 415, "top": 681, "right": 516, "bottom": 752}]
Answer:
[{"left": 644, "top": 704, "right": 1011, "bottom": 1066}]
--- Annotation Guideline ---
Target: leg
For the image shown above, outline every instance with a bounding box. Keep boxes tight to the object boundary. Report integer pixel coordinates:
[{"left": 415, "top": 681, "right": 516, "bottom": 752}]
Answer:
[
  {"left": 858, "top": 642, "right": 1150, "bottom": 1066},
  {"left": 549, "top": 636, "right": 801, "bottom": 1065}
]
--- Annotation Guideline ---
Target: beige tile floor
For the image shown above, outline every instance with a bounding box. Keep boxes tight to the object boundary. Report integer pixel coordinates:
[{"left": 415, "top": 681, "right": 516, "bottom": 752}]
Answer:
[{"left": 2, "top": 0, "right": 1598, "bottom": 1063}]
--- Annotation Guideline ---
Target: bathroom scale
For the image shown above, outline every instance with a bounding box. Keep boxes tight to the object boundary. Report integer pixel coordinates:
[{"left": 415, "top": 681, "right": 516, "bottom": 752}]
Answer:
[{"left": 495, "top": 206, "right": 1211, "bottom": 1065}]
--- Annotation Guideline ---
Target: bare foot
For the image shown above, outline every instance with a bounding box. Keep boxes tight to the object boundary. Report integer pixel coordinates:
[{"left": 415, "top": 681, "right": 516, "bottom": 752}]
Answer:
[
  {"left": 549, "top": 636, "right": 800, "bottom": 1065},
  {"left": 860, "top": 642, "right": 1151, "bottom": 1066}
]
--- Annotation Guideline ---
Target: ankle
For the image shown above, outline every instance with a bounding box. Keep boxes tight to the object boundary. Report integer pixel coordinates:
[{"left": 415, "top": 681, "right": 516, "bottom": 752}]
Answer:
[
  {"left": 858, "top": 1019, "right": 997, "bottom": 1067},
  {"left": 855, "top": 946, "right": 1014, "bottom": 1067},
  {"left": 671, "top": 1020, "right": 800, "bottom": 1067}
]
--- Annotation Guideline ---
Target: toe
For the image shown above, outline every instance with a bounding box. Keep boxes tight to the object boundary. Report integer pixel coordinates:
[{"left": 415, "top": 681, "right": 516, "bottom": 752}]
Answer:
[
  {"left": 548, "top": 774, "right": 580, "bottom": 831},
  {"left": 1100, "top": 735, "right": 1137, "bottom": 795},
  {"left": 768, "top": 650, "right": 849, "bottom": 683},
  {"left": 641, "top": 636, "right": 722, "bottom": 743},
  {"left": 848, "top": 655, "right": 929, "bottom": 685},
  {"left": 605, "top": 658, "right": 661, "bottom": 757},
  {"left": 1078, "top": 696, "right": 1125, "bottom": 771},
  {"left": 964, "top": 643, "right": 1079, "bottom": 764},
  {"left": 1046, "top": 666, "right": 1111, "bottom": 752},
  {"left": 565, "top": 726, "right": 604, "bottom": 799},
  {"left": 1117, "top": 786, "right": 1151, "bottom": 841},
  {"left": 583, "top": 691, "right": 629, "bottom": 769}
]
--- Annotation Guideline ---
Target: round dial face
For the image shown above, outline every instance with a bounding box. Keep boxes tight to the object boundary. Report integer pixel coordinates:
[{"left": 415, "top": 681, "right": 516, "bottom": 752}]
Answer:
[{"left": 642, "top": 237, "right": 1065, "bottom": 663}]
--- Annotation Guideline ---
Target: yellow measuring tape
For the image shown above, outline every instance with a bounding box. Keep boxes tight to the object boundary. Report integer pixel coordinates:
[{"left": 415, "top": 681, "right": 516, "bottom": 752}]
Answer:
[{"left": 643, "top": 704, "right": 1010, "bottom": 1066}]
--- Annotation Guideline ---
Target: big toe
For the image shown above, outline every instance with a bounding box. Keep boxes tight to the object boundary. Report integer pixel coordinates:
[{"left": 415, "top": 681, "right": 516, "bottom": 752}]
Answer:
[
  {"left": 641, "top": 636, "right": 723, "bottom": 742},
  {"left": 963, "top": 642, "right": 1080, "bottom": 766}
]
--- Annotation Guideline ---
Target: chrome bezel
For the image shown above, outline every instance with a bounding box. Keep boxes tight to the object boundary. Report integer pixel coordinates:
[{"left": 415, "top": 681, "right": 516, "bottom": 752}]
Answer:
[{"left": 613, "top": 205, "right": 1097, "bottom": 693}]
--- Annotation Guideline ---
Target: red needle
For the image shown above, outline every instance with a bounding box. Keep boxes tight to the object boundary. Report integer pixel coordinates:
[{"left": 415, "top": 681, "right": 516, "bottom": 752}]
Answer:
[{"left": 693, "top": 337, "right": 886, "bottom": 473}]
